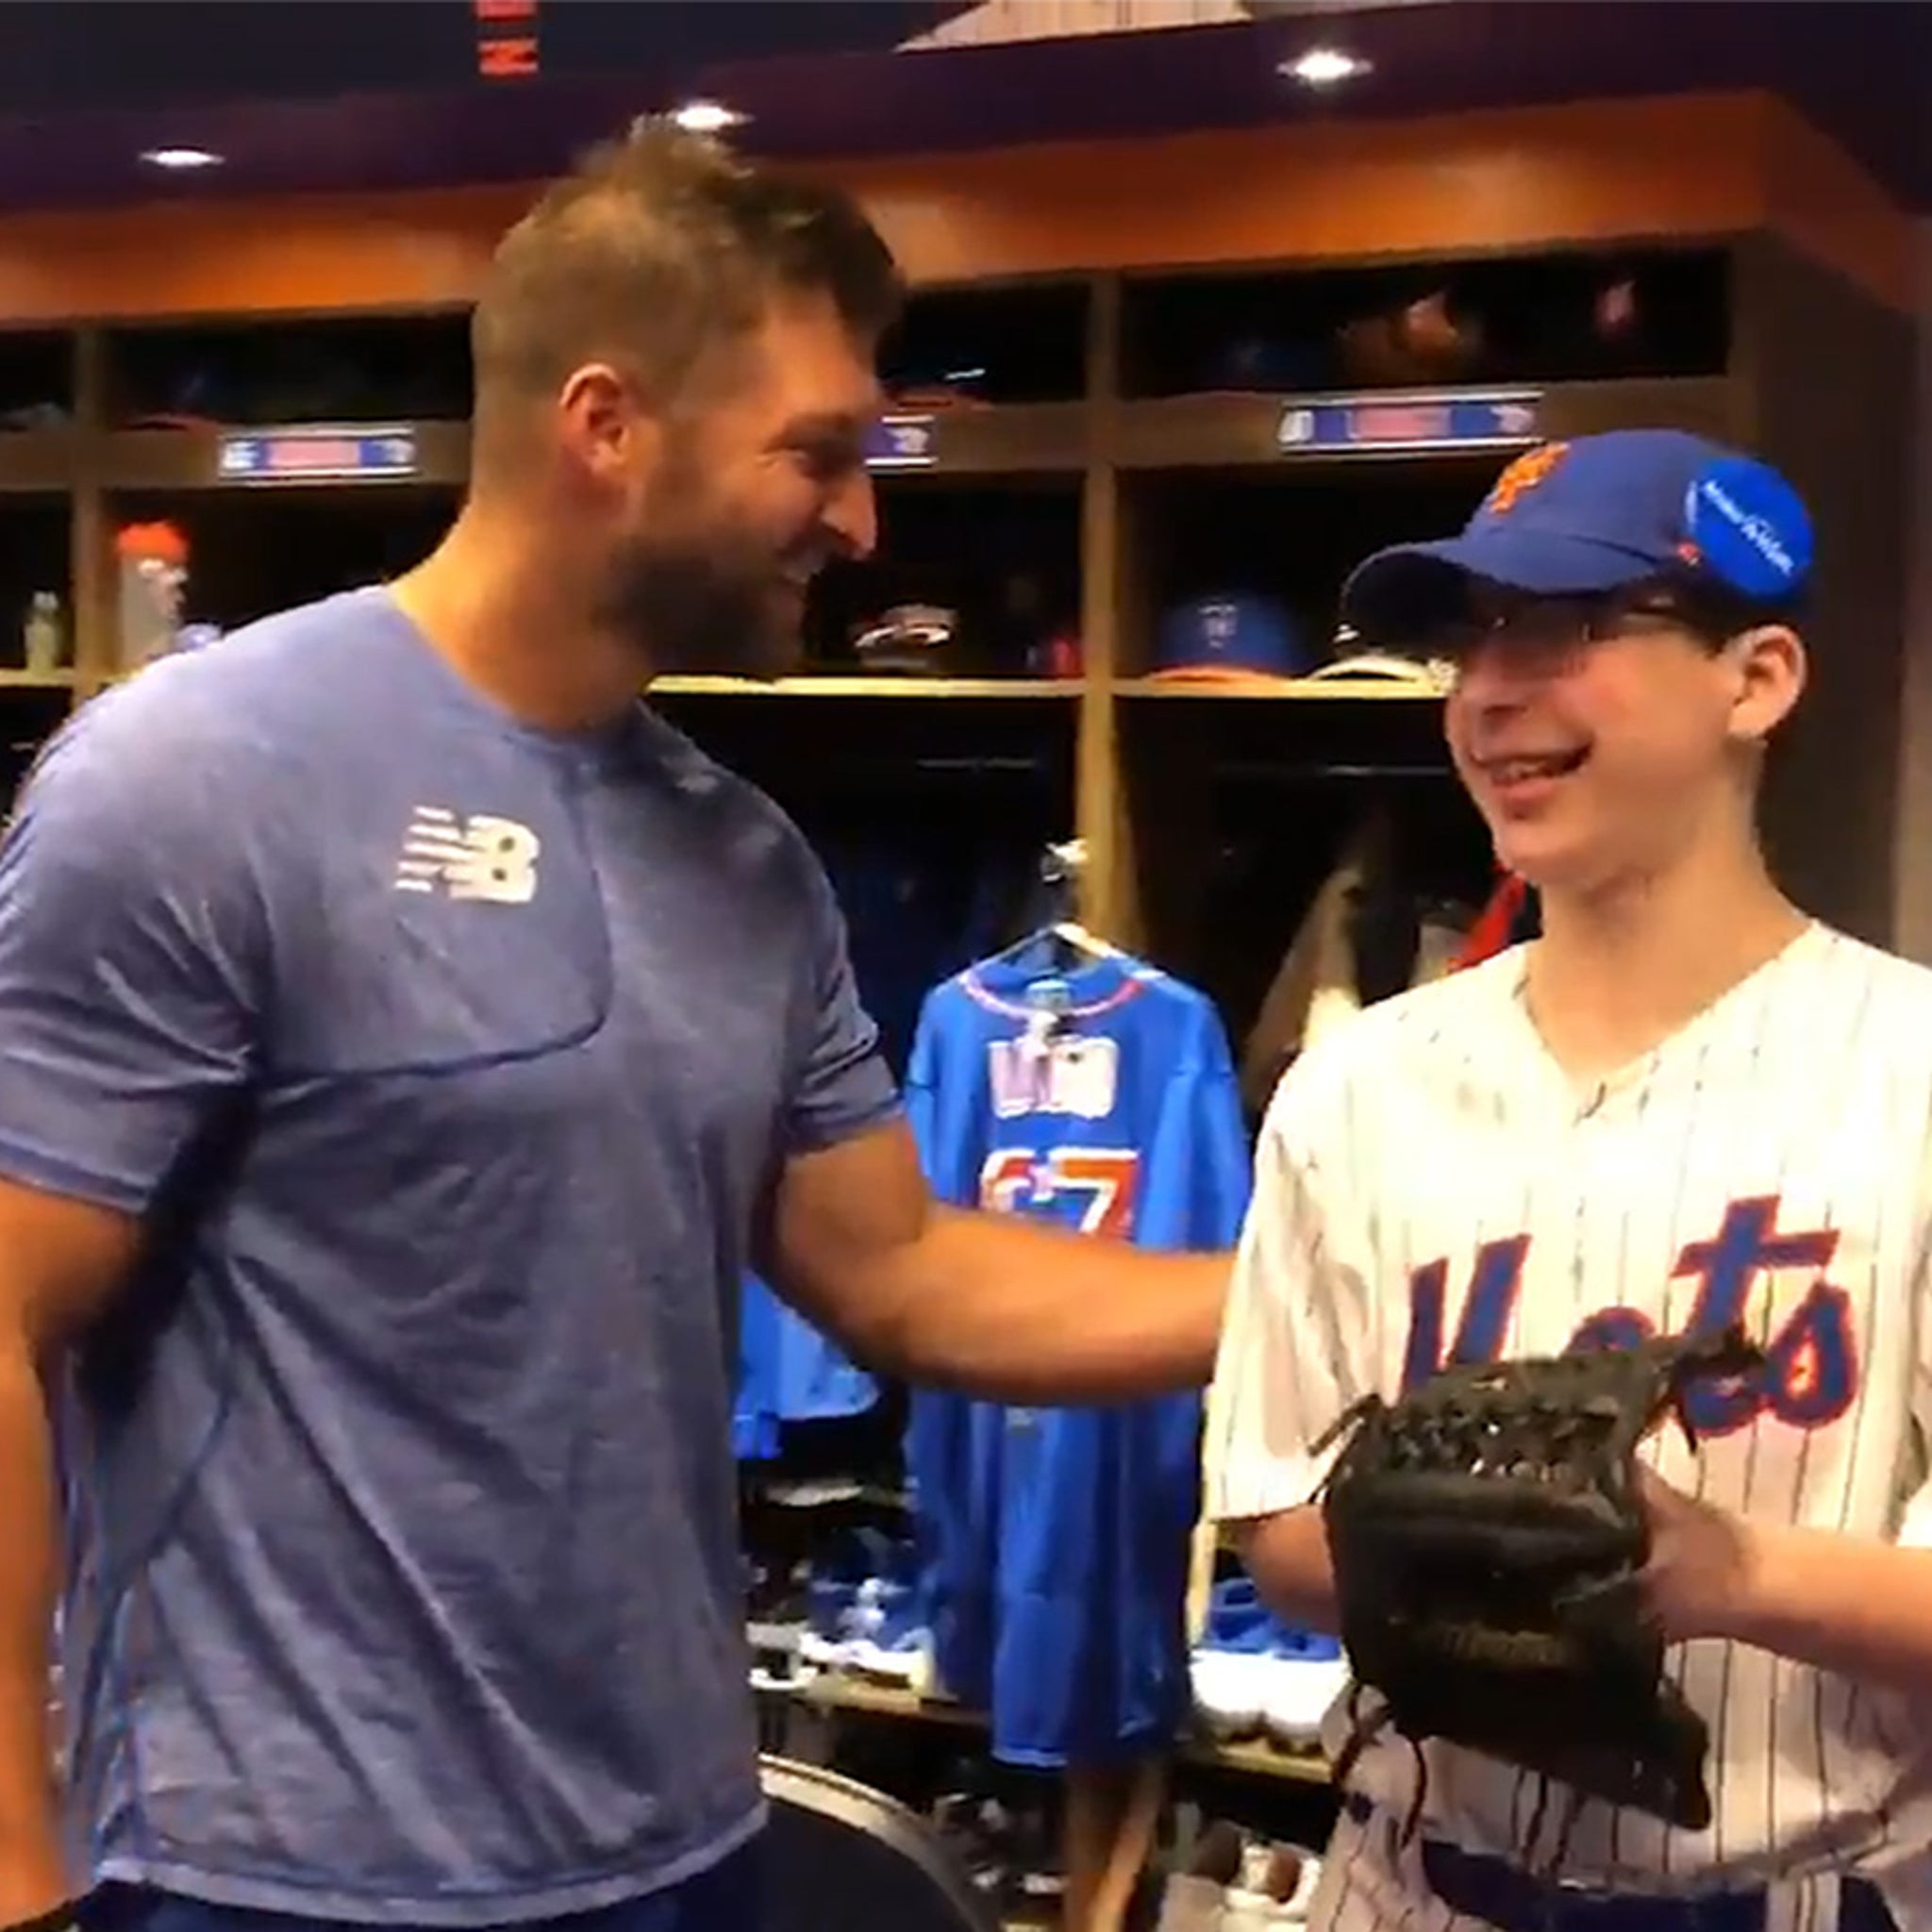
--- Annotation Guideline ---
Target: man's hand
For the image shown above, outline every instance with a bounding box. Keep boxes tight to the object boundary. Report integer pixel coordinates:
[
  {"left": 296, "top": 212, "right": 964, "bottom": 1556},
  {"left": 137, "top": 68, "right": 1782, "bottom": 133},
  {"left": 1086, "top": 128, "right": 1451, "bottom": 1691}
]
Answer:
[
  {"left": 0, "top": 1179, "right": 143, "bottom": 1915},
  {"left": 0, "top": 1858, "right": 74, "bottom": 1932},
  {"left": 765, "top": 1118, "right": 1231, "bottom": 1403},
  {"left": 1636, "top": 1463, "right": 1757, "bottom": 1644}
]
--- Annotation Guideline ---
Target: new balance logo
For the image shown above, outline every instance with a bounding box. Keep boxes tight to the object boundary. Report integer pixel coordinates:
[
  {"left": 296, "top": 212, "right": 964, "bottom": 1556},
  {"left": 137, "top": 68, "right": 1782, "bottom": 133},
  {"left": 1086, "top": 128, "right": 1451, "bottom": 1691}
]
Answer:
[{"left": 394, "top": 807, "right": 541, "bottom": 904}]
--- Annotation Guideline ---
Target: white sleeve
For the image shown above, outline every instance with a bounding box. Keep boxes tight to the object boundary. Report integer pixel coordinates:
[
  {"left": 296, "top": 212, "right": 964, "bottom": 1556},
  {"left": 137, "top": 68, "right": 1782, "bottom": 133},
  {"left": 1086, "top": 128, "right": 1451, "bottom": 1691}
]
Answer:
[
  {"left": 1202, "top": 1069, "right": 1376, "bottom": 1522},
  {"left": 1891, "top": 1234, "right": 1932, "bottom": 1548}
]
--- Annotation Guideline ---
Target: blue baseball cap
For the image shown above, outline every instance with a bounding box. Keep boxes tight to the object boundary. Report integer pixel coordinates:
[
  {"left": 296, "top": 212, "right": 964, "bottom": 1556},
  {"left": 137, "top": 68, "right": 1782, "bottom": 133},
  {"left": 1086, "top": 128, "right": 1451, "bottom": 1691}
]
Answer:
[
  {"left": 1152, "top": 592, "right": 1312, "bottom": 681},
  {"left": 1339, "top": 428, "right": 1814, "bottom": 650}
]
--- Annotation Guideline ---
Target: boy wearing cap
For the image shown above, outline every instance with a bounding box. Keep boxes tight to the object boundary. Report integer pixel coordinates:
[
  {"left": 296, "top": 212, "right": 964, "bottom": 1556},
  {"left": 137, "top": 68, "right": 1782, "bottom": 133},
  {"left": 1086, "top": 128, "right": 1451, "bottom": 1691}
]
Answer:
[{"left": 1206, "top": 428, "right": 1932, "bottom": 1932}]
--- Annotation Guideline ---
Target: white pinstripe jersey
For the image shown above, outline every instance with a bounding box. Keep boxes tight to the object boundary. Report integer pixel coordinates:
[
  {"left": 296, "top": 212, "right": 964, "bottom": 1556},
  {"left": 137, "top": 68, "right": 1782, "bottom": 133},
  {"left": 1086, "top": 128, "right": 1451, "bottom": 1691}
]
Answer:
[{"left": 1207, "top": 923, "right": 1932, "bottom": 1921}]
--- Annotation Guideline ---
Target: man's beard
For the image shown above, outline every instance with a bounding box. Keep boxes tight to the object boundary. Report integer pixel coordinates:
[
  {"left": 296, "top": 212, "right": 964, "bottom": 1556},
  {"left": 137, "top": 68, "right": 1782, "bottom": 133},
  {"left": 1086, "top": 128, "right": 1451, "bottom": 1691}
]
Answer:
[{"left": 600, "top": 515, "right": 806, "bottom": 683}]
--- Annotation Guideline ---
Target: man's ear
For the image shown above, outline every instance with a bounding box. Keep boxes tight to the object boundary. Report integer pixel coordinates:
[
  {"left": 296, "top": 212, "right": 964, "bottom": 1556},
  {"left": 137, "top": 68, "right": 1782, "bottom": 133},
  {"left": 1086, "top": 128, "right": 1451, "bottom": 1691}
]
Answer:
[
  {"left": 557, "top": 360, "right": 658, "bottom": 487},
  {"left": 1726, "top": 625, "right": 1807, "bottom": 746}
]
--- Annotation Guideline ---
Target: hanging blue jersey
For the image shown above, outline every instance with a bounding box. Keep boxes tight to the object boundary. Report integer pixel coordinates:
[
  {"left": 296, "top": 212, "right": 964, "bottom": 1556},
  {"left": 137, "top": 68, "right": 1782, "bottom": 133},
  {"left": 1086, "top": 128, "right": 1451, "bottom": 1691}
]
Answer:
[
  {"left": 903, "top": 946, "right": 1252, "bottom": 1766},
  {"left": 733, "top": 1272, "right": 878, "bottom": 1459},
  {"left": 732, "top": 1275, "right": 783, "bottom": 1461}
]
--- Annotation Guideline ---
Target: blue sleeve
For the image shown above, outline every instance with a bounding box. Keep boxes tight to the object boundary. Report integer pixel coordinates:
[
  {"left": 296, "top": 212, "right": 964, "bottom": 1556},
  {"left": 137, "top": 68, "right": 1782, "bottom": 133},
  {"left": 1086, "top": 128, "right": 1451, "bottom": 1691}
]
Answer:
[
  {"left": 774, "top": 1303, "right": 877, "bottom": 1422},
  {"left": 902, "top": 984, "right": 982, "bottom": 1207},
  {"left": 0, "top": 707, "right": 266, "bottom": 1214},
  {"left": 901, "top": 983, "right": 979, "bottom": 1610},
  {"left": 1137, "top": 998, "right": 1254, "bottom": 1254},
  {"left": 903, "top": 990, "right": 941, "bottom": 1176},
  {"left": 1185, "top": 1019, "right": 1255, "bottom": 1252},
  {"left": 734, "top": 1274, "right": 782, "bottom": 1461},
  {"left": 782, "top": 852, "right": 902, "bottom": 1154}
]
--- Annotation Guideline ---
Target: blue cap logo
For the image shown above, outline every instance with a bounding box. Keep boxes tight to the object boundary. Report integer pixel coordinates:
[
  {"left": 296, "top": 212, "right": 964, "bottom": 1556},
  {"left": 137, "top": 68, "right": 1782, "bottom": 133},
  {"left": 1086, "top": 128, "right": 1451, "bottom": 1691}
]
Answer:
[{"left": 1683, "top": 457, "right": 1813, "bottom": 601}]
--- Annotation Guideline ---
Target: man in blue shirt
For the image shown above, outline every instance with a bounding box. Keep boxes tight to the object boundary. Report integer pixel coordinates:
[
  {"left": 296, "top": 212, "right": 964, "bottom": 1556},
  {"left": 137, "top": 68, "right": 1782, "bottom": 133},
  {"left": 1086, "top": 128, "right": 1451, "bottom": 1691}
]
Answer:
[{"left": 0, "top": 125, "right": 1229, "bottom": 1932}]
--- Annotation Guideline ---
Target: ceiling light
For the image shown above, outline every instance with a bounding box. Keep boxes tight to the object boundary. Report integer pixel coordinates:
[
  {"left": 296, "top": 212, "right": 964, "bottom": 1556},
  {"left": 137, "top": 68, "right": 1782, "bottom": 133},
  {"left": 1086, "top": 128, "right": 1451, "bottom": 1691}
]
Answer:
[
  {"left": 669, "top": 100, "right": 746, "bottom": 135},
  {"left": 141, "top": 146, "right": 224, "bottom": 171},
  {"left": 1281, "top": 46, "right": 1370, "bottom": 86}
]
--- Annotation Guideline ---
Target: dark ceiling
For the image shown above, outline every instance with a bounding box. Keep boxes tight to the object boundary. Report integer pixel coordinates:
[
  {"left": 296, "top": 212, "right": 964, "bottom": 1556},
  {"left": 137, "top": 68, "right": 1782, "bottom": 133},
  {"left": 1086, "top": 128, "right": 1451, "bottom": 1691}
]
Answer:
[{"left": 0, "top": 1, "right": 1925, "bottom": 218}]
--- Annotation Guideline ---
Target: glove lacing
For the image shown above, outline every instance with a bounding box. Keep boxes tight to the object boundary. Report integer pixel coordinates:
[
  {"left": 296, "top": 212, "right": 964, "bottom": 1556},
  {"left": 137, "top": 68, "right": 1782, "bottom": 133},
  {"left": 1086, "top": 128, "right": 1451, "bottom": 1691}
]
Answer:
[
  {"left": 1329, "top": 1681, "right": 1431, "bottom": 1849},
  {"left": 1420, "top": 1386, "right": 1620, "bottom": 1488},
  {"left": 1313, "top": 1381, "right": 1622, "bottom": 1487}
]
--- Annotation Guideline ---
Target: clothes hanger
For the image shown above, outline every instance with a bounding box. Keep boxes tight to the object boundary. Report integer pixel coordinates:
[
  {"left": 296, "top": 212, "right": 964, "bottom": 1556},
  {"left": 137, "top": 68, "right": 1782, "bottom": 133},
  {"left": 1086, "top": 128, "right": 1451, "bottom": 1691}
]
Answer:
[
  {"left": 1043, "top": 839, "right": 1125, "bottom": 959},
  {"left": 1040, "top": 916, "right": 1122, "bottom": 965},
  {"left": 987, "top": 838, "right": 1124, "bottom": 971}
]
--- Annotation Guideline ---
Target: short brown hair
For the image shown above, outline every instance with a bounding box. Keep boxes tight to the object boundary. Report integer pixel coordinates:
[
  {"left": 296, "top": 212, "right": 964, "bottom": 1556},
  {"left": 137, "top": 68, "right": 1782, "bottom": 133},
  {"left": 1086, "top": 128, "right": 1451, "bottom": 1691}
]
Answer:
[{"left": 471, "top": 118, "right": 903, "bottom": 440}]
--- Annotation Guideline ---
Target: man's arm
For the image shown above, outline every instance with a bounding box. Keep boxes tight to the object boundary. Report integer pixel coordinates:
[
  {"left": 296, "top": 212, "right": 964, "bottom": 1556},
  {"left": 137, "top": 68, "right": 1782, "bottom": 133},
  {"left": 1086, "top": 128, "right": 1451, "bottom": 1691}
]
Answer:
[
  {"left": 0, "top": 696, "right": 265, "bottom": 1912},
  {"left": 0, "top": 1189, "right": 141, "bottom": 1919},
  {"left": 762, "top": 844, "right": 1231, "bottom": 1405},
  {"left": 769, "top": 1118, "right": 1228, "bottom": 1403}
]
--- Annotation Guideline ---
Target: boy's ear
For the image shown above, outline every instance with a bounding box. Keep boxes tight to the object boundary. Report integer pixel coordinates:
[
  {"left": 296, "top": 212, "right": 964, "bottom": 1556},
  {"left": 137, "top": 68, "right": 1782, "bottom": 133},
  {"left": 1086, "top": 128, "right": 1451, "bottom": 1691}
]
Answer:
[{"left": 1725, "top": 625, "right": 1806, "bottom": 747}]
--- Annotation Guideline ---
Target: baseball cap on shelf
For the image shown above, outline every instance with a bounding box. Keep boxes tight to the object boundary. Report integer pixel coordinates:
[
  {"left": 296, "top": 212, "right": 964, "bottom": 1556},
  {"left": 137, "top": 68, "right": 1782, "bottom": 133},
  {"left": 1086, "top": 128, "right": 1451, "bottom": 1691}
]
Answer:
[
  {"left": 1151, "top": 593, "right": 1312, "bottom": 682},
  {"left": 1339, "top": 428, "right": 1815, "bottom": 651}
]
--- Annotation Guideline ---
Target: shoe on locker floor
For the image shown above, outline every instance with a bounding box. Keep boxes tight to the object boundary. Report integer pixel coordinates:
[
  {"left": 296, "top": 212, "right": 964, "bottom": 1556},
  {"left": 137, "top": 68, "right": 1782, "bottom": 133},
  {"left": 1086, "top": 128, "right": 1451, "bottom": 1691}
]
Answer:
[
  {"left": 1156, "top": 1826, "right": 1321, "bottom": 1932},
  {"left": 1007, "top": 1799, "right": 1067, "bottom": 1917},
  {"left": 1222, "top": 1840, "right": 1323, "bottom": 1930},
  {"left": 841, "top": 1575, "right": 935, "bottom": 1693},
  {"left": 794, "top": 1526, "right": 927, "bottom": 1676},
  {"left": 1257, "top": 1628, "right": 1350, "bottom": 1751},
  {"left": 1189, "top": 1578, "right": 1278, "bottom": 1740}
]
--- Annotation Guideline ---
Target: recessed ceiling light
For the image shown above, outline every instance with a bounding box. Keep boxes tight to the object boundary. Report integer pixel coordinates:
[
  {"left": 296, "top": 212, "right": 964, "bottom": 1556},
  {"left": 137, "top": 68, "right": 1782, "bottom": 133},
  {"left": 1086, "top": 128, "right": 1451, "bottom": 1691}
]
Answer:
[
  {"left": 141, "top": 146, "right": 224, "bottom": 171},
  {"left": 669, "top": 100, "right": 746, "bottom": 135},
  {"left": 1281, "top": 46, "right": 1371, "bottom": 87}
]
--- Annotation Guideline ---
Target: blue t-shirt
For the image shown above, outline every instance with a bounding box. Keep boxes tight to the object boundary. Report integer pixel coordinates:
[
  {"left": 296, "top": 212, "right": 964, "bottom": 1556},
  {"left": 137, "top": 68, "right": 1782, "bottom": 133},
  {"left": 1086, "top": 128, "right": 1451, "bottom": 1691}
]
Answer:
[{"left": 0, "top": 589, "right": 900, "bottom": 1924}]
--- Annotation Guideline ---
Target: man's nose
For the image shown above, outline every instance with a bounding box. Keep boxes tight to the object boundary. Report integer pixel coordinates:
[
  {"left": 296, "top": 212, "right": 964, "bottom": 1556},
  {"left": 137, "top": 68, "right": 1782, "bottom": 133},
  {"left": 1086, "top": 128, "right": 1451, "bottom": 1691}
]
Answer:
[{"left": 824, "top": 467, "right": 877, "bottom": 562}]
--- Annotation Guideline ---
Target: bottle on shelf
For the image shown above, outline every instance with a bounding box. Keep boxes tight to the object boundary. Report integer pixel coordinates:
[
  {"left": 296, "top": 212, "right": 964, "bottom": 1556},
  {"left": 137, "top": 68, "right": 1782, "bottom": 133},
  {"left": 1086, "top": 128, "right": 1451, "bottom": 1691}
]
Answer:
[
  {"left": 113, "top": 521, "right": 190, "bottom": 674},
  {"left": 22, "top": 591, "right": 65, "bottom": 678}
]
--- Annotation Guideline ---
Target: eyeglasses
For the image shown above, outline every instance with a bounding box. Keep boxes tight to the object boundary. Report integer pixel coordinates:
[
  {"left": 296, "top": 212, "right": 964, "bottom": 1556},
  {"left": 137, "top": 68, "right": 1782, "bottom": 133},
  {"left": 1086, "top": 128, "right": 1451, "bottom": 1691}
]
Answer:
[{"left": 1429, "top": 591, "right": 1732, "bottom": 670}]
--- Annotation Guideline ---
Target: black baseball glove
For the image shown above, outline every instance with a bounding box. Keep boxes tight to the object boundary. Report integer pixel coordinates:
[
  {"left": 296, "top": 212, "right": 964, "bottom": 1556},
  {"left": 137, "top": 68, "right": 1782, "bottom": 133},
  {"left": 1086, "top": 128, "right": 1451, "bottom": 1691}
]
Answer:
[{"left": 1315, "top": 1324, "right": 1764, "bottom": 1837}]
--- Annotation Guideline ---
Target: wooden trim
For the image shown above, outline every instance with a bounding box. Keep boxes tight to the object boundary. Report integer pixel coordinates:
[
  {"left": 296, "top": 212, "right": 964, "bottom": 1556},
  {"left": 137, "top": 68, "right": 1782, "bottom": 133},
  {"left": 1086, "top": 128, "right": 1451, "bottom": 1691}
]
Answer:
[
  {"left": 0, "top": 432, "right": 78, "bottom": 493},
  {"left": 840, "top": 92, "right": 1905, "bottom": 308},
  {"left": 0, "top": 189, "right": 518, "bottom": 325},
  {"left": 1114, "top": 679, "right": 1444, "bottom": 703},
  {"left": 68, "top": 327, "right": 109, "bottom": 689},
  {"left": 1739, "top": 233, "right": 1914, "bottom": 944},
  {"left": 0, "top": 379, "right": 1756, "bottom": 497},
  {"left": 1107, "top": 378, "right": 1740, "bottom": 473},
  {"left": 790, "top": 1672, "right": 1326, "bottom": 1786},
  {"left": 1893, "top": 220, "right": 1932, "bottom": 961},
  {"left": 855, "top": 403, "right": 1090, "bottom": 475},
  {"left": 648, "top": 676, "right": 1080, "bottom": 700},
  {"left": 98, "top": 422, "right": 472, "bottom": 492},
  {"left": 1755, "top": 97, "right": 1916, "bottom": 312},
  {"left": 1076, "top": 275, "right": 1133, "bottom": 944},
  {"left": 0, "top": 92, "right": 1906, "bottom": 325},
  {"left": 833, "top": 93, "right": 1777, "bottom": 279}
]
